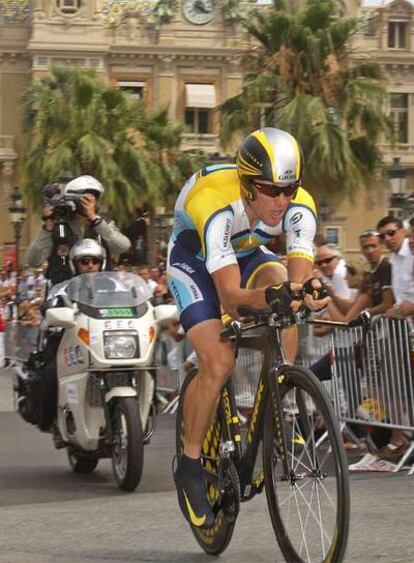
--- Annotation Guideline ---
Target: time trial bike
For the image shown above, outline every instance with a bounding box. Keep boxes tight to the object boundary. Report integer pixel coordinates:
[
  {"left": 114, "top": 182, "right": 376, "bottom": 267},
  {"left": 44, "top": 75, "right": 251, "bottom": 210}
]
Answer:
[{"left": 176, "top": 309, "right": 357, "bottom": 563}]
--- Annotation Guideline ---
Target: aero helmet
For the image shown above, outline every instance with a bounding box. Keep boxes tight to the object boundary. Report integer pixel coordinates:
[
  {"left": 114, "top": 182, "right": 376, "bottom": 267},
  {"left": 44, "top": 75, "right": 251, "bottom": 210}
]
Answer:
[
  {"left": 69, "top": 239, "right": 107, "bottom": 274},
  {"left": 236, "top": 127, "right": 304, "bottom": 200},
  {"left": 64, "top": 175, "right": 104, "bottom": 199}
]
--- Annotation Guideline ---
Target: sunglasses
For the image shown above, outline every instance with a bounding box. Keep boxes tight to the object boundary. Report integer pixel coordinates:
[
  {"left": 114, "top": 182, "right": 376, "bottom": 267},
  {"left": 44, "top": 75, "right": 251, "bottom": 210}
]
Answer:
[
  {"left": 379, "top": 228, "right": 400, "bottom": 240},
  {"left": 78, "top": 257, "right": 101, "bottom": 266},
  {"left": 253, "top": 180, "right": 300, "bottom": 198},
  {"left": 316, "top": 256, "right": 337, "bottom": 266}
]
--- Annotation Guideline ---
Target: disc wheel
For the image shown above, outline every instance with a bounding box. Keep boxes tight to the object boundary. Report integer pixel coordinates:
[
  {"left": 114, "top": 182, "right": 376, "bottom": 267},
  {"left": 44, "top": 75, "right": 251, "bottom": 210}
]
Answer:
[
  {"left": 263, "top": 365, "right": 350, "bottom": 563},
  {"left": 176, "top": 370, "right": 238, "bottom": 555},
  {"left": 111, "top": 397, "right": 144, "bottom": 492}
]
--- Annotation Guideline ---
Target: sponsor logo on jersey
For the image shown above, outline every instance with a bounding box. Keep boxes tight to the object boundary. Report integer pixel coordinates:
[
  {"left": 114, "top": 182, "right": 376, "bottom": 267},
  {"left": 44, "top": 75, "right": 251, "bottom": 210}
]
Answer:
[
  {"left": 222, "top": 217, "right": 232, "bottom": 248},
  {"left": 189, "top": 283, "right": 200, "bottom": 300},
  {"left": 290, "top": 211, "right": 303, "bottom": 225},
  {"left": 170, "top": 281, "right": 184, "bottom": 311},
  {"left": 172, "top": 262, "right": 195, "bottom": 275}
]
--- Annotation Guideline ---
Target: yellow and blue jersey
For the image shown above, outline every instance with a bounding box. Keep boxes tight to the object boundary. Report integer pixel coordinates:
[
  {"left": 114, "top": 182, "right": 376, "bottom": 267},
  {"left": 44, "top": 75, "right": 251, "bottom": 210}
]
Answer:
[{"left": 170, "top": 164, "right": 317, "bottom": 274}]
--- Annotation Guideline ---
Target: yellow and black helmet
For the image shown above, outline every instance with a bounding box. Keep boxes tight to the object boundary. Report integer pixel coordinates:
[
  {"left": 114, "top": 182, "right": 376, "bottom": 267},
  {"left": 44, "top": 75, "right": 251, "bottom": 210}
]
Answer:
[{"left": 236, "top": 127, "right": 304, "bottom": 200}]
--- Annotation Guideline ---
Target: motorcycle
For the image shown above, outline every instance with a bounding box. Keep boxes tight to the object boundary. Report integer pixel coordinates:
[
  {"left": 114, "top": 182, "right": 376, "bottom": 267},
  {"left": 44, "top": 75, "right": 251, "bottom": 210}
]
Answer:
[{"left": 13, "top": 271, "right": 178, "bottom": 491}]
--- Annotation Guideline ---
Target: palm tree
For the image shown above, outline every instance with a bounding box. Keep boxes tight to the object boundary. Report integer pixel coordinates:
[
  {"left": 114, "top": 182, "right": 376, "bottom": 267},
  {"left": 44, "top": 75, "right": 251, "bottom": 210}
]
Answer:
[
  {"left": 219, "top": 0, "right": 393, "bottom": 201},
  {"left": 20, "top": 66, "right": 206, "bottom": 226}
]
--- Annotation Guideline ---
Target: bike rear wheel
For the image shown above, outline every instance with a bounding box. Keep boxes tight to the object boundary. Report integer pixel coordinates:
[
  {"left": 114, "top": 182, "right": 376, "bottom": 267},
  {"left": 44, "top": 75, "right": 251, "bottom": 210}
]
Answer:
[
  {"left": 263, "top": 365, "right": 350, "bottom": 563},
  {"left": 175, "top": 370, "right": 238, "bottom": 555}
]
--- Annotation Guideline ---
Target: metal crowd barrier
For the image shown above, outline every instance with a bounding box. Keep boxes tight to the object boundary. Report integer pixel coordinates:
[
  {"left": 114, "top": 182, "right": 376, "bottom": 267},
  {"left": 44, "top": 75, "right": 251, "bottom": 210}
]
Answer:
[
  {"left": 233, "top": 316, "right": 414, "bottom": 473},
  {"left": 327, "top": 316, "right": 414, "bottom": 472}
]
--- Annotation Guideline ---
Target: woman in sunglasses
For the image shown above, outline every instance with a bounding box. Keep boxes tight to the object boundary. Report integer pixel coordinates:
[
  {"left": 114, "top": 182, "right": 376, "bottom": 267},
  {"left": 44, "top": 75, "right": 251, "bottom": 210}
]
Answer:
[{"left": 167, "top": 126, "right": 328, "bottom": 529}]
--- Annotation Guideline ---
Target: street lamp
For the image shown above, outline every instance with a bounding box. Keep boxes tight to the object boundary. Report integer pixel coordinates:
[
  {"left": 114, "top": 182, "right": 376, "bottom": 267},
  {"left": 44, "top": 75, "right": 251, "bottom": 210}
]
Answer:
[{"left": 8, "top": 186, "right": 27, "bottom": 271}]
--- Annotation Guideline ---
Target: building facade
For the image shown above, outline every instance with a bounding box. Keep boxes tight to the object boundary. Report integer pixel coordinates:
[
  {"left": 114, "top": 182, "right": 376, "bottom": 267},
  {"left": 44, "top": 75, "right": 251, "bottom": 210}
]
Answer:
[
  {"left": 322, "top": 0, "right": 414, "bottom": 256},
  {"left": 0, "top": 0, "right": 413, "bottom": 262}
]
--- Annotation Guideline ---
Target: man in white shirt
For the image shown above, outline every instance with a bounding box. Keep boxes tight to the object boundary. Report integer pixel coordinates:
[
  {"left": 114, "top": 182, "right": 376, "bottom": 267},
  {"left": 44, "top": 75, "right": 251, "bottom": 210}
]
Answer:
[
  {"left": 377, "top": 216, "right": 414, "bottom": 316},
  {"left": 376, "top": 215, "right": 413, "bottom": 461}
]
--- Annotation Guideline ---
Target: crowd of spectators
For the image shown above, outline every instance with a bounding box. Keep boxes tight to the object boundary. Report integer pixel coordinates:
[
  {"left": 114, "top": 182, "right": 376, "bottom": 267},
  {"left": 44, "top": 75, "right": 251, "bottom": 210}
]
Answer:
[
  {"left": 0, "top": 263, "right": 45, "bottom": 326},
  {"left": 310, "top": 215, "right": 414, "bottom": 471}
]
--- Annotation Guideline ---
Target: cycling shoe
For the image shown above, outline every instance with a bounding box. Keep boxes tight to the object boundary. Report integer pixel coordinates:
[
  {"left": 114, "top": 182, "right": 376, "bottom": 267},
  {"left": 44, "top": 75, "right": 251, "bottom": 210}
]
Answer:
[{"left": 174, "top": 454, "right": 215, "bottom": 529}]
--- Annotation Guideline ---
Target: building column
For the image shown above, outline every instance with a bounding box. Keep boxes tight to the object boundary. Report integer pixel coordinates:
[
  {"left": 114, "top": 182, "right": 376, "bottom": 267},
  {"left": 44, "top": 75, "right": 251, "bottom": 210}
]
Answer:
[{"left": 157, "top": 55, "right": 176, "bottom": 120}]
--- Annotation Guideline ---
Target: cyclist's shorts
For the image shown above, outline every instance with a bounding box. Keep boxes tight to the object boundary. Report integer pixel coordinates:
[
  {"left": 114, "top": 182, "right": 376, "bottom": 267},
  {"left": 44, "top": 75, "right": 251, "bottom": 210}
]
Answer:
[{"left": 167, "top": 242, "right": 282, "bottom": 332}]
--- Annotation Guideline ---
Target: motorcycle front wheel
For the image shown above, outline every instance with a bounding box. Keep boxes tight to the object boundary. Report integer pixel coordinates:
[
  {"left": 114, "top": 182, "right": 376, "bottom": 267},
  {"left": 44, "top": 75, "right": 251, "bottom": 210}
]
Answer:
[
  {"left": 67, "top": 447, "right": 99, "bottom": 474},
  {"left": 111, "top": 397, "right": 144, "bottom": 492}
]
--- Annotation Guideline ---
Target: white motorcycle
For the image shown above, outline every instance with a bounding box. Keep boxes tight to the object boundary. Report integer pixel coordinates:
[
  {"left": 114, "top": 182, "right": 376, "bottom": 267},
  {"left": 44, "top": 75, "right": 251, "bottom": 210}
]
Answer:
[{"left": 14, "top": 271, "right": 177, "bottom": 491}]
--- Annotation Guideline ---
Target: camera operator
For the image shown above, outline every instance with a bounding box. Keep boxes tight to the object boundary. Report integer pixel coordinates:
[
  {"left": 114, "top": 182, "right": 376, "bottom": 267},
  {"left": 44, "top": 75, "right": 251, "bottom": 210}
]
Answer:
[{"left": 25, "top": 175, "right": 131, "bottom": 285}]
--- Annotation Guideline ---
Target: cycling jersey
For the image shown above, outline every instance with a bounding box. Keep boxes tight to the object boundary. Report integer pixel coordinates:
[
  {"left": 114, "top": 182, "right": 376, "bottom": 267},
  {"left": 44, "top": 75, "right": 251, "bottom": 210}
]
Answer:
[
  {"left": 167, "top": 164, "right": 317, "bottom": 331},
  {"left": 170, "top": 164, "right": 317, "bottom": 273}
]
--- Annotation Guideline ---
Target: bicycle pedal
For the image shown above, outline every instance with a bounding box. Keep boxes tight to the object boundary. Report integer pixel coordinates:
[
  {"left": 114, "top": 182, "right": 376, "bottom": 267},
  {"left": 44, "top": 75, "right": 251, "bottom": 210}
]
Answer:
[{"left": 242, "top": 472, "right": 264, "bottom": 501}]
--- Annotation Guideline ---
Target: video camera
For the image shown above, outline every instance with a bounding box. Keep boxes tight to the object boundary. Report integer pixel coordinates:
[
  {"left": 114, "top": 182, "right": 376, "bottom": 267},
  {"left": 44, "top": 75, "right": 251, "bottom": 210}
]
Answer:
[{"left": 43, "top": 183, "right": 83, "bottom": 221}]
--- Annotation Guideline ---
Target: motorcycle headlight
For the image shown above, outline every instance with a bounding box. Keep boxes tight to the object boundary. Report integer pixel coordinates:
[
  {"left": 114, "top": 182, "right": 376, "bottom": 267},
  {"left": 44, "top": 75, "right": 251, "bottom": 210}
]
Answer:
[{"left": 103, "top": 331, "right": 139, "bottom": 359}]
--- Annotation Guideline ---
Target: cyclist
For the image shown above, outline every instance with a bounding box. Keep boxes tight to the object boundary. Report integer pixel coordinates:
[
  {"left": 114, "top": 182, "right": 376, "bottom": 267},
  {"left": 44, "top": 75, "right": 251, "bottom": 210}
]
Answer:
[{"left": 167, "top": 127, "right": 329, "bottom": 529}]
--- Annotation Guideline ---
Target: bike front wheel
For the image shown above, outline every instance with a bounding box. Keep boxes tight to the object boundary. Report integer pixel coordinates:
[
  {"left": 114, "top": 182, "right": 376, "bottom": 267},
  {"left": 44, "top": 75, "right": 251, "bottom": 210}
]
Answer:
[{"left": 263, "top": 365, "right": 350, "bottom": 563}]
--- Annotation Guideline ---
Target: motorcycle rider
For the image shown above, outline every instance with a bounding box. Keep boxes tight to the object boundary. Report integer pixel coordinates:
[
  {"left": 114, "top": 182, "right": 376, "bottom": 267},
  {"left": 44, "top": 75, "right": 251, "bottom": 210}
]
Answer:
[
  {"left": 25, "top": 175, "right": 130, "bottom": 285},
  {"left": 36, "top": 240, "right": 107, "bottom": 432}
]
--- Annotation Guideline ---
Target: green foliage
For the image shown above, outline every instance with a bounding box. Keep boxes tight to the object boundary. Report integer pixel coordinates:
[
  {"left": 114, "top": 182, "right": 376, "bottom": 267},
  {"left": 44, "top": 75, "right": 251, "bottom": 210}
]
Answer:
[
  {"left": 19, "top": 67, "right": 203, "bottom": 225},
  {"left": 219, "top": 0, "right": 392, "bottom": 200}
]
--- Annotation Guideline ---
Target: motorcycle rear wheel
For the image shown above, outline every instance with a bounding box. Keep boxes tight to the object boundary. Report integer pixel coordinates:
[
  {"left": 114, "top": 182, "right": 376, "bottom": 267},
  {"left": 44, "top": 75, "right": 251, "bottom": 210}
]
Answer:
[{"left": 111, "top": 396, "right": 144, "bottom": 492}]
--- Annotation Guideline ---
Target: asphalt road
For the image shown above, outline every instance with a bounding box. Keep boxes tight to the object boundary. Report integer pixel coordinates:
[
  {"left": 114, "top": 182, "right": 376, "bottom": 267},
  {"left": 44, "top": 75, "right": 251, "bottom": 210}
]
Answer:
[{"left": 0, "top": 368, "right": 413, "bottom": 563}]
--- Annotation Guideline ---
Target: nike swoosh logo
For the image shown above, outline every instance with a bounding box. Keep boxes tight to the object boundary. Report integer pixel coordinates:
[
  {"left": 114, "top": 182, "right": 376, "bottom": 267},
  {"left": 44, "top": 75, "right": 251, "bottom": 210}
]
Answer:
[{"left": 183, "top": 492, "right": 206, "bottom": 527}]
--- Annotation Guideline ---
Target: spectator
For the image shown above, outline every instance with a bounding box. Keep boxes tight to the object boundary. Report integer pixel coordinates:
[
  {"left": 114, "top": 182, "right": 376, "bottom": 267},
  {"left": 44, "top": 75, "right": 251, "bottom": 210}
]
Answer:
[
  {"left": 138, "top": 265, "right": 158, "bottom": 296},
  {"left": 328, "top": 230, "right": 394, "bottom": 321},
  {"left": 315, "top": 244, "right": 352, "bottom": 302},
  {"left": 375, "top": 215, "right": 413, "bottom": 461},
  {"left": 158, "top": 319, "right": 194, "bottom": 390},
  {"left": 313, "top": 244, "right": 353, "bottom": 337},
  {"left": 325, "top": 230, "right": 395, "bottom": 465},
  {"left": 377, "top": 216, "right": 414, "bottom": 318}
]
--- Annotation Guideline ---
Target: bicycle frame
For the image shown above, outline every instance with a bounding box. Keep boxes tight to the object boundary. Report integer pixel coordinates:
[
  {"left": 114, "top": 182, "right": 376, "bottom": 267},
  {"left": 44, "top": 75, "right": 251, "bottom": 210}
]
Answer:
[{"left": 220, "top": 321, "right": 292, "bottom": 500}]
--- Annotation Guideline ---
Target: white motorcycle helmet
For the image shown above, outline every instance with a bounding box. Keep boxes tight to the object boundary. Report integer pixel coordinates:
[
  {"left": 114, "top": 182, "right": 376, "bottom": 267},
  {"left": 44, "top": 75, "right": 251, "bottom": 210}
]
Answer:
[
  {"left": 64, "top": 175, "right": 105, "bottom": 199},
  {"left": 69, "top": 239, "right": 107, "bottom": 274}
]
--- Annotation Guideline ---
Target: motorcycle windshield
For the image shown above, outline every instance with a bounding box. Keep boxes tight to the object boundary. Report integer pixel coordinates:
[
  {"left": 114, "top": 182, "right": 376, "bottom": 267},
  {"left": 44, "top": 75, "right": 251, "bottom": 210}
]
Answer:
[{"left": 51, "top": 272, "right": 153, "bottom": 309}]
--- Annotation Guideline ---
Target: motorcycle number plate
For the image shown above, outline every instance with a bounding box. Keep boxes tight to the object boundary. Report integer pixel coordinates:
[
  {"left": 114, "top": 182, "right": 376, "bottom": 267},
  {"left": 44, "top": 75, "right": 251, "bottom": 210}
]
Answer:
[{"left": 98, "top": 307, "right": 135, "bottom": 318}]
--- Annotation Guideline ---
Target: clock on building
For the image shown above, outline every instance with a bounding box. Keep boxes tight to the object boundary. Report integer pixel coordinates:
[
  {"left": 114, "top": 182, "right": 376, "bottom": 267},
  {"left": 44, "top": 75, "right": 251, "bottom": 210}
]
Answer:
[{"left": 182, "top": 0, "right": 218, "bottom": 25}]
